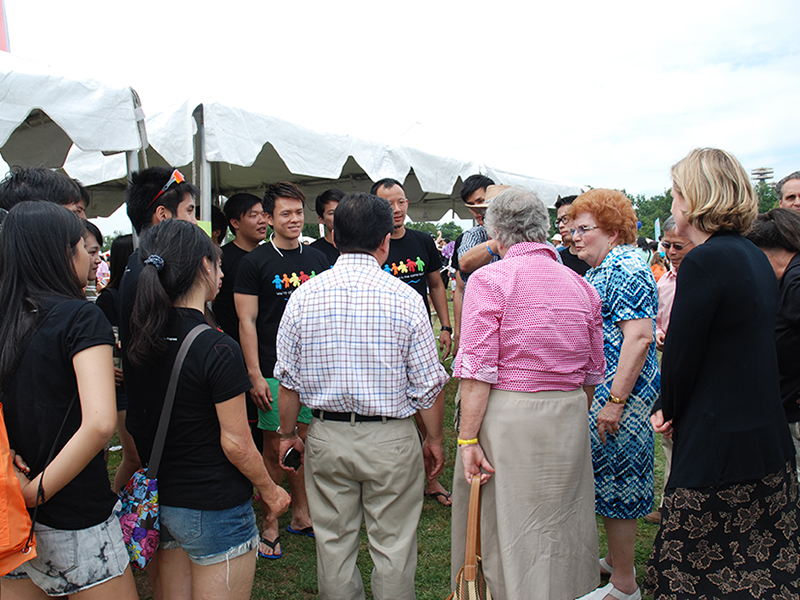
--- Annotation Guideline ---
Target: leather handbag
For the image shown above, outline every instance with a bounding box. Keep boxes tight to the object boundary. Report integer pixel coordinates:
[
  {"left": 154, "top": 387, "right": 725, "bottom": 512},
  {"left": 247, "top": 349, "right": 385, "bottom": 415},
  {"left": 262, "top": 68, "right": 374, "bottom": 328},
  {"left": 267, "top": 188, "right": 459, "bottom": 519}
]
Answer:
[
  {"left": 447, "top": 475, "right": 493, "bottom": 600},
  {"left": 116, "top": 324, "right": 209, "bottom": 569}
]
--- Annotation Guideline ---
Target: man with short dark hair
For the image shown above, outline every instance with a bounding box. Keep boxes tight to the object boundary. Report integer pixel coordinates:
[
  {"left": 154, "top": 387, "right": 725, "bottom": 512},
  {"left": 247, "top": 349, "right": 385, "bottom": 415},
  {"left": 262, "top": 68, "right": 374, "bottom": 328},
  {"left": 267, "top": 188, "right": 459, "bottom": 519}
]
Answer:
[
  {"left": 0, "top": 165, "right": 84, "bottom": 213},
  {"left": 213, "top": 193, "right": 267, "bottom": 343},
  {"left": 117, "top": 167, "right": 200, "bottom": 544},
  {"left": 778, "top": 171, "right": 800, "bottom": 211},
  {"left": 235, "top": 181, "right": 328, "bottom": 559},
  {"left": 555, "top": 195, "right": 591, "bottom": 275},
  {"left": 456, "top": 175, "right": 498, "bottom": 283},
  {"left": 276, "top": 192, "right": 448, "bottom": 599},
  {"left": 210, "top": 204, "right": 228, "bottom": 246},
  {"left": 310, "top": 188, "right": 344, "bottom": 266},
  {"left": 372, "top": 177, "right": 454, "bottom": 505}
]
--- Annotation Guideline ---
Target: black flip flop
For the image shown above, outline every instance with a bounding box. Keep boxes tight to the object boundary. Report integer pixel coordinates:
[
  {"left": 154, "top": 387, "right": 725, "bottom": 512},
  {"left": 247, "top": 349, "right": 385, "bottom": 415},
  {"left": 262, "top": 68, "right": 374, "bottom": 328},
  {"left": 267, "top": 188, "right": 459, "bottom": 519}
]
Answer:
[{"left": 258, "top": 535, "right": 282, "bottom": 559}]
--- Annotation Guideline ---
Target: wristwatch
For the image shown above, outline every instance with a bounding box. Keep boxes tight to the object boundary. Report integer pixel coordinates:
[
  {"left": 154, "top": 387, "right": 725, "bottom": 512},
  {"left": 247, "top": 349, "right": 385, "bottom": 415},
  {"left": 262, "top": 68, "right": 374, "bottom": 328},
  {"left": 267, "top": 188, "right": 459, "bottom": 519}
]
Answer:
[{"left": 441, "top": 326, "right": 453, "bottom": 333}]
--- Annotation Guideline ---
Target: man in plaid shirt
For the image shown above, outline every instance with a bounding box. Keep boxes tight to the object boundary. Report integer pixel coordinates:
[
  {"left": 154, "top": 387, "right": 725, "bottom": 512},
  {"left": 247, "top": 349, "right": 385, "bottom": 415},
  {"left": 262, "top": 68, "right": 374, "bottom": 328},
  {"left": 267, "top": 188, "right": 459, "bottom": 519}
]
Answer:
[{"left": 275, "top": 192, "right": 449, "bottom": 600}]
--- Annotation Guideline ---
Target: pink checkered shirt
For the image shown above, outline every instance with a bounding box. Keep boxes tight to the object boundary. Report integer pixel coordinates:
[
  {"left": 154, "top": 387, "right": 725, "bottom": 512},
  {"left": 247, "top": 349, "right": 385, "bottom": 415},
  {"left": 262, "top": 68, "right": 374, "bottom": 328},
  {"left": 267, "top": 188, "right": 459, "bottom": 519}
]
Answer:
[
  {"left": 274, "top": 252, "right": 449, "bottom": 417},
  {"left": 454, "top": 242, "right": 605, "bottom": 391}
]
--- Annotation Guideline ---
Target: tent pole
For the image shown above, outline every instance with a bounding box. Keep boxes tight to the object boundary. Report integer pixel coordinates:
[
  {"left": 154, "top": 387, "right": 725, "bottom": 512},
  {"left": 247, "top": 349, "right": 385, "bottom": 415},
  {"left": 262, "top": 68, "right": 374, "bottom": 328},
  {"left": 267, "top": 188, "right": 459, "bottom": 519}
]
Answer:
[{"left": 193, "top": 105, "right": 212, "bottom": 223}]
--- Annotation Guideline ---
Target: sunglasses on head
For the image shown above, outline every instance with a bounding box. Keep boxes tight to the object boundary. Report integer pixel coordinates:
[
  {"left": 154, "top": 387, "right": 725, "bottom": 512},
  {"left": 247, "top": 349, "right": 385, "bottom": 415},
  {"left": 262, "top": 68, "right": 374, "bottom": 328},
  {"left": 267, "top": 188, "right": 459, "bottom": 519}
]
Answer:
[{"left": 147, "top": 169, "right": 186, "bottom": 209}]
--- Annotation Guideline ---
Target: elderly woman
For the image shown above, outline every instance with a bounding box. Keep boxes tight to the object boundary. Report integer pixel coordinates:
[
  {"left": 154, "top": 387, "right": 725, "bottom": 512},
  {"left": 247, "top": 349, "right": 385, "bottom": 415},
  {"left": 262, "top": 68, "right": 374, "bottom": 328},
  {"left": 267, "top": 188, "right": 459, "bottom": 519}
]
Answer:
[
  {"left": 645, "top": 150, "right": 798, "bottom": 597},
  {"left": 567, "top": 189, "right": 660, "bottom": 600},
  {"left": 453, "top": 186, "right": 606, "bottom": 600},
  {"left": 745, "top": 208, "right": 800, "bottom": 478}
]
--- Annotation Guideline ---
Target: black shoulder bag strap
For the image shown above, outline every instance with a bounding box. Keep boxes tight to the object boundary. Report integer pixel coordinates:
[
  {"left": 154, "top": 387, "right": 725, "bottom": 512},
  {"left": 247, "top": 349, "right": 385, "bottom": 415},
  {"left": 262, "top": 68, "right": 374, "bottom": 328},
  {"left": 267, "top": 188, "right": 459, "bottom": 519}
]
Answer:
[{"left": 147, "top": 323, "right": 211, "bottom": 478}]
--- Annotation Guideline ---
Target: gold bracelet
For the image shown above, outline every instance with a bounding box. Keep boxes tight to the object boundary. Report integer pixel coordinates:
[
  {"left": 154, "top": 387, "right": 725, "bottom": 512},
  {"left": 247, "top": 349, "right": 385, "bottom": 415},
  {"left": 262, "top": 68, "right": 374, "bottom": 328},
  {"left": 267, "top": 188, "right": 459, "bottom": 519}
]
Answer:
[
  {"left": 608, "top": 394, "right": 627, "bottom": 405},
  {"left": 457, "top": 438, "right": 479, "bottom": 446}
]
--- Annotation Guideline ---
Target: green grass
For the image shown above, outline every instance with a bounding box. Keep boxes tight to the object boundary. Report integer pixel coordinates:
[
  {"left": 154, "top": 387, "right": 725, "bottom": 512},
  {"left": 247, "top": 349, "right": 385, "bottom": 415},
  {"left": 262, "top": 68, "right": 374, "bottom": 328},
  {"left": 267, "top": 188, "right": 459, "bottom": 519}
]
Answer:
[{"left": 109, "top": 303, "right": 663, "bottom": 598}]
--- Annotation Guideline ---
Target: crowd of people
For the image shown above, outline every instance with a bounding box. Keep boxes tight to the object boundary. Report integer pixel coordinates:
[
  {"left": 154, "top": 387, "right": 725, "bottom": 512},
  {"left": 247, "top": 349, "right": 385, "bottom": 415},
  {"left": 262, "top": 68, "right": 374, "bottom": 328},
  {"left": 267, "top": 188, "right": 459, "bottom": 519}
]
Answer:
[{"left": 0, "top": 151, "right": 798, "bottom": 600}]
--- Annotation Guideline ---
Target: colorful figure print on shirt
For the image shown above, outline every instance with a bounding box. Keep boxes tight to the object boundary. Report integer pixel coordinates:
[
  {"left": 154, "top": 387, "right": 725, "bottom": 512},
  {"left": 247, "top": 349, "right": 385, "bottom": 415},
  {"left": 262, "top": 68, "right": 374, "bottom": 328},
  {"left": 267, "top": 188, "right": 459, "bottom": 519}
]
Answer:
[{"left": 383, "top": 228, "right": 442, "bottom": 313}]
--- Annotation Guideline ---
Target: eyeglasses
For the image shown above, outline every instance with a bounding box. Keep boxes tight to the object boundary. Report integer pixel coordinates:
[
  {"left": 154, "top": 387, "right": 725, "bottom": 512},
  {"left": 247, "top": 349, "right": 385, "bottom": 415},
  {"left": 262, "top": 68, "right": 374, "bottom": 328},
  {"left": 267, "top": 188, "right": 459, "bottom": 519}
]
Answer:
[
  {"left": 570, "top": 225, "right": 599, "bottom": 237},
  {"left": 661, "top": 241, "right": 692, "bottom": 251},
  {"left": 147, "top": 169, "right": 186, "bottom": 209},
  {"left": 554, "top": 216, "right": 568, "bottom": 227}
]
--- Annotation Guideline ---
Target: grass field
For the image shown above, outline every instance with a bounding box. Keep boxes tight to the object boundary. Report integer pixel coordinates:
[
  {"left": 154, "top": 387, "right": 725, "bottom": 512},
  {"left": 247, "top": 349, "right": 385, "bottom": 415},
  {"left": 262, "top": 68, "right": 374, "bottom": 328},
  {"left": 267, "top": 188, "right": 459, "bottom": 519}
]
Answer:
[
  {"left": 110, "top": 306, "right": 665, "bottom": 599},
  {"left": 111, "top": 384, "right": 665, "bottom": 600}
]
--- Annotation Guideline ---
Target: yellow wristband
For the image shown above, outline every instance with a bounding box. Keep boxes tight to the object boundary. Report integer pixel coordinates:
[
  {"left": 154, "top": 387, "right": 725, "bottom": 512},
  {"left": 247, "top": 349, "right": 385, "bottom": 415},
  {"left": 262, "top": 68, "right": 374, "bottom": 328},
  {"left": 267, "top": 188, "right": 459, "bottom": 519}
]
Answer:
[
  {"left": 457, "top": 438, "right": 479, "bottom": 446},
  {"left": 608, "top": 394, "right": 627, "bottom": 405}
]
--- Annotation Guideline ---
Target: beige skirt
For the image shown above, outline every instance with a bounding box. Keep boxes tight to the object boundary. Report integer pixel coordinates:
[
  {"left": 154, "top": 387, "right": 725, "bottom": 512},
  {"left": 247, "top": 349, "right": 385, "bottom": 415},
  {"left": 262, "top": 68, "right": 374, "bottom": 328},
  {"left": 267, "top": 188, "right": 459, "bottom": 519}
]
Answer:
[{"left": 451, "top": 388, "right": 599, "bottom": 600}]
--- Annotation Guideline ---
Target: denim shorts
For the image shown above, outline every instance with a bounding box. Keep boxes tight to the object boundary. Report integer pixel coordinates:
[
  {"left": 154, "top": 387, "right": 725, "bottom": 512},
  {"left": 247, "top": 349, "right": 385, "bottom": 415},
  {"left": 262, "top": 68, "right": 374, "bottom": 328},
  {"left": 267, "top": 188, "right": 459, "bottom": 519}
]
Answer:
[
  {"left": 159, "top": 499, "right": 260, "bottom": 566},
  {"left": 4, "top": 505, "right": 129, "bottom": 596}
]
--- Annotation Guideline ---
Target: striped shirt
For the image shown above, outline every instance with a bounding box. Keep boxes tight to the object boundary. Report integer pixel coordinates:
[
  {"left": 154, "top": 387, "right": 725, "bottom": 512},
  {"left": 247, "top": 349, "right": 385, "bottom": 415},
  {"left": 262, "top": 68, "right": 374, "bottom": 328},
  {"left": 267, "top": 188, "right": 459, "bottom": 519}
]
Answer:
[
  {"left": 454, "top": 242, "right": 605, "bottom": 392},
  {"left": 274, "top": 252, "right": 449, "bottom": 417}
]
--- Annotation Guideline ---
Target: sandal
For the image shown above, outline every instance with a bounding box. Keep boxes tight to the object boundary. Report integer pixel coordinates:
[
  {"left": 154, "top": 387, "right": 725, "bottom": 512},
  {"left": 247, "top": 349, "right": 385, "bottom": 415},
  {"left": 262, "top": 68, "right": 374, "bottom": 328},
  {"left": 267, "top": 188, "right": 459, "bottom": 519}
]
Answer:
[{"left": 257, "top": 536, "right": 282, "bottom": 559}]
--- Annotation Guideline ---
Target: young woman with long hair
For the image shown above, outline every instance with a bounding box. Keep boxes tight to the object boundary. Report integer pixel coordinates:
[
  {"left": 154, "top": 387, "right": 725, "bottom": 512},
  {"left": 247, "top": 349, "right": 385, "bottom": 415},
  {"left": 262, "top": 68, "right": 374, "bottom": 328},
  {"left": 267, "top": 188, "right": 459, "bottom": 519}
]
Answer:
[
  {"left": 126, "top": 219, "right": 289, "bottom": 600},
  {"left": 0, "top": 201, "right": 137, "bottom": 600}
]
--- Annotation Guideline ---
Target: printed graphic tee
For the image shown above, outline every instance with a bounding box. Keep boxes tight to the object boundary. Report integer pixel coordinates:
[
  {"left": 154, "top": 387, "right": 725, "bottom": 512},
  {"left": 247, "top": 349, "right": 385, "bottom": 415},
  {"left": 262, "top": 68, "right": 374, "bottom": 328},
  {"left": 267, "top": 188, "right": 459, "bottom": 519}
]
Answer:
[
  {"left": 235, "top": 243, "right": 329, "bottom": 376},
  {"left": 383, "top": 228, "right": 442, "bottom": 313}
]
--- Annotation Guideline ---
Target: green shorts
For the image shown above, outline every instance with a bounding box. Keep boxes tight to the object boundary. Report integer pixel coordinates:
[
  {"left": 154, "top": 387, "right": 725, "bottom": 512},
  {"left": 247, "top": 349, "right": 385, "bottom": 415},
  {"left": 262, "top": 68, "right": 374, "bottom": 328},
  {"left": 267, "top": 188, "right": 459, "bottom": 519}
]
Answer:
[{"left": 257, "top": 377, "right": 312, "bottom": 431}]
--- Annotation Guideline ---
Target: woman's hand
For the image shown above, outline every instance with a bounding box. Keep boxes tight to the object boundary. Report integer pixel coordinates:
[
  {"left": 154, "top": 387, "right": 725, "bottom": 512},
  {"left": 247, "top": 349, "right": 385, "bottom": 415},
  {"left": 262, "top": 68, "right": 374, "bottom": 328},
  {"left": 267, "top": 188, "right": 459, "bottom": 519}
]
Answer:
[
  {"left": 650, "top": 409, "right": 673, "bottom": 439},
  {"left": 596, "top": 401, "right": 625, "bottom": 444},
  {"left": 460, "top": 443, "right": 495, "bottom": 485},
  {"left": 258, "top": 482, "right": 291, "bottom": 522}
]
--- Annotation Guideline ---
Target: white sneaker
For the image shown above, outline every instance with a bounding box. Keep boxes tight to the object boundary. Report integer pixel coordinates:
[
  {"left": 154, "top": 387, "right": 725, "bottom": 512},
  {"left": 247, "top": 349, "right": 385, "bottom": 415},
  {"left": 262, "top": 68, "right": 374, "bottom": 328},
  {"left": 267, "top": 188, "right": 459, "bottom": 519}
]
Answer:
[{"left": 576, "top": 582, "right": 641, "bottom": 600}]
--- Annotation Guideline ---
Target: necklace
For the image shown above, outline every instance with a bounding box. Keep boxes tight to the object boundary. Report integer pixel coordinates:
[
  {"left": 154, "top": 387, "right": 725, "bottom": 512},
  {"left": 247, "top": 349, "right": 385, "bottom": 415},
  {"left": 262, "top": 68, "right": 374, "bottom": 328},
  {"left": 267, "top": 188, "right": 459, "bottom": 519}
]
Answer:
[{"left": 270, "top": 233, "right": 301, "bottom": 258}]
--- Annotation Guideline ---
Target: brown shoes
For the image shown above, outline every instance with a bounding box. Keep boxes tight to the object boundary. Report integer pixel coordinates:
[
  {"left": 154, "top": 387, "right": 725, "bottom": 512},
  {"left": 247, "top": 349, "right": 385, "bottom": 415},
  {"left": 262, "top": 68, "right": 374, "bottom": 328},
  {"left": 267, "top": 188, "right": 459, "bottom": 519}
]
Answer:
[{"left": 644, "top": 510, "right": 661, "bottom": 524}]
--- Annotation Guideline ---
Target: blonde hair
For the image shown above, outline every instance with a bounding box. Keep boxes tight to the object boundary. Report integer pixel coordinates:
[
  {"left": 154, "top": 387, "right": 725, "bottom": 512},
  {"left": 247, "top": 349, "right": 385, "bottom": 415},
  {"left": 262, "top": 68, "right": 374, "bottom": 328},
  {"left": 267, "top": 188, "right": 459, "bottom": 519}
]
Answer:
[
  {"left": 567, "top": 188, "right": 638, "bottom": 246},
  {"left": 671, "top": 148, "right": 756, "bottom": 234}
]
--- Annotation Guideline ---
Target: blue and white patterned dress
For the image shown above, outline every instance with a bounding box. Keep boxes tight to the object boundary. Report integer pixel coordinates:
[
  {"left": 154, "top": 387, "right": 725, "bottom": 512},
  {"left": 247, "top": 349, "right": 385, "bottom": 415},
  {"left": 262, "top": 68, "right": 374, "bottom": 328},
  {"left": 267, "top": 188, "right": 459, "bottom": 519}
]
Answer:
[{"left": 585, "top": 244, "right": 660, "bottom": 519}]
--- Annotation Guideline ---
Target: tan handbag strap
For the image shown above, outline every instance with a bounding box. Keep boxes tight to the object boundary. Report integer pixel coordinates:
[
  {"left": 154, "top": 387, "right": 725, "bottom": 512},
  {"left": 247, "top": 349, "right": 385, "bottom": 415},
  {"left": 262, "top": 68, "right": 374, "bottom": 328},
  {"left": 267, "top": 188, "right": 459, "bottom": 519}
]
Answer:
[{"left": 464, "top": 475, "right": 482, "bottom": 581}]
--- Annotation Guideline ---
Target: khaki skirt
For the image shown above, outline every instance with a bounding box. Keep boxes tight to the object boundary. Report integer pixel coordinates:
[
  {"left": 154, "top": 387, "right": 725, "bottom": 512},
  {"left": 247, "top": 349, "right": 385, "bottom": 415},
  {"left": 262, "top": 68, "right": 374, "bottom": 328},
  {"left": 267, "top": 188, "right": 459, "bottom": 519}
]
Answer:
[{"left": 451, "top": 388, "right": 599, "bottom": 600}]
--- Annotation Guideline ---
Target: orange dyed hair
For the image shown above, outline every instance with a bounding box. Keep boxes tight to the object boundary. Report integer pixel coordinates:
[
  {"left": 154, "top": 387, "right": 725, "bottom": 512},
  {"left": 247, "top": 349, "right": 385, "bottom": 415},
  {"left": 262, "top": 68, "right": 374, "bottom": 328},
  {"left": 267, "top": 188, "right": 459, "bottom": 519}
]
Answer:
[{"left": 567, "top": 188, "right": 638, "bottom": 245}]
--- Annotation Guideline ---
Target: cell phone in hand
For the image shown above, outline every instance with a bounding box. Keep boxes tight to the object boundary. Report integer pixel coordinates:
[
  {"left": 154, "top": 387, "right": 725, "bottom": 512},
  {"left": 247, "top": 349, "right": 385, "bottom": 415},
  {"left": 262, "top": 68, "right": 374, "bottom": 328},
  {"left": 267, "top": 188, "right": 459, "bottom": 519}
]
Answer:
[{"left": 283, "top": 447, "right": 302, "bottom": 470}]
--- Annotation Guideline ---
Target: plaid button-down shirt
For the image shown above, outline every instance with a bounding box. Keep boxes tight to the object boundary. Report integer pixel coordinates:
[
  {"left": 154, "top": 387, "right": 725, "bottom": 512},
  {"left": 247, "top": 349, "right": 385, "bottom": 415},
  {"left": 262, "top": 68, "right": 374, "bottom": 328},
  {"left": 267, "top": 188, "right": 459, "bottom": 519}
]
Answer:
[{"left": 275, "top": 252, "right": 449, "bottom": 418}]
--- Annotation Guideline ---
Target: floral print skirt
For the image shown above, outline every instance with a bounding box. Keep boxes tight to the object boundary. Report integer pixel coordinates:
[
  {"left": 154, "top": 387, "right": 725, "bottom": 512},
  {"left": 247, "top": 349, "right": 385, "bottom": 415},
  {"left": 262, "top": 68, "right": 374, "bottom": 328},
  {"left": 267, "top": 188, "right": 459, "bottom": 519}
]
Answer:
[{"left": 644, "top": 462, "right": 800, "bottom": 599}]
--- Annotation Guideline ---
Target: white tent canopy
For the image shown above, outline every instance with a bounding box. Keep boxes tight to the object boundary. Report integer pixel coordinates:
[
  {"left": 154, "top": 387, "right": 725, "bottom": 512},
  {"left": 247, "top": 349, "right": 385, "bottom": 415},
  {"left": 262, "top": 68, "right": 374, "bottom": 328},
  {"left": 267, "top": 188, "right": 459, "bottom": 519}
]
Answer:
[
  {"left": 71, "top": 101, "right": 583, "bottom": 222},
  {"left": 0, "top": 53, "right": 145, "bottom": 212}
]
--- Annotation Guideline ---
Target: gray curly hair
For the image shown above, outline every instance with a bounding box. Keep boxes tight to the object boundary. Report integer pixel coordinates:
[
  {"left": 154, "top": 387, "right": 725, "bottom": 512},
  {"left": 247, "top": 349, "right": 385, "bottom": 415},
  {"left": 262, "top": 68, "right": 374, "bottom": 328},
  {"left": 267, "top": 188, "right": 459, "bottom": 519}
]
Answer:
[{"left": 484, "top": 186, "right": 549, "bottom": 248}]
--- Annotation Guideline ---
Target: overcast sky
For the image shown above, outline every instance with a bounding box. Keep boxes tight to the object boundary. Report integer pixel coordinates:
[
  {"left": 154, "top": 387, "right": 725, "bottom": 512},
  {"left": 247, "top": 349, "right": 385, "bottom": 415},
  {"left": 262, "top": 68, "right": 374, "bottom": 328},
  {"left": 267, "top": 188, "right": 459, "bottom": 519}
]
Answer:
[{"left": 5, "top": 0, "right": 799, "bottom": 204}]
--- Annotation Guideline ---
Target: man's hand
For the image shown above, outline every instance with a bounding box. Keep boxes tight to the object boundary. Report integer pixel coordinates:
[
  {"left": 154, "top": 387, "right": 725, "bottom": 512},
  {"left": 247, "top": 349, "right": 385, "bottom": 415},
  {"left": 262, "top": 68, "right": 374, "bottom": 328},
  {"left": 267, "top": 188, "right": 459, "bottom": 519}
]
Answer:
[
  {"left": 422, "top": 437, "right": 445, "bottom": 480},
  {"left": 113, "top": 367, "right": 124, "bottom": 387},
  {"left": 460, "top": 443, "right": 495, "bottom": 484},
  {"left": 650, "top": 409, "right": 673, "bottom": 439},
  {"left": 438, "top": 330, "right": 452, "bottom": 360},
  {"left": 596, "top": 401, "right": 625, "bottom": 444},
  {"left": 250, "top": 377, "right": 272, "bottom": 412},
  {"left": 278, "top": 434, "right": 305, "bottom": 474}
]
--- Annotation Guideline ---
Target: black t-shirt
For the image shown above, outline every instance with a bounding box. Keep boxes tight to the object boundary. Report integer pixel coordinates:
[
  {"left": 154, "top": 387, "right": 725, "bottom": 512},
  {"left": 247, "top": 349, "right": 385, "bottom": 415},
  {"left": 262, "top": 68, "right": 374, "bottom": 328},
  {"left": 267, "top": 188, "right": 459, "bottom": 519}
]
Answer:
[
  {"left": 775, "top": 253, "right": 800, "bottom": 423},
  {"left": 309, "top": 237, "right": 340, "bottom": 268},
  {"left": 132, "top": 309, "right": 254, "bottom": 509},
  {"left": 97, "top": 286, "right": 126, "bottom": 396},
  {"left": 96, "top": 286, "right": 119, "bottom": 327},
  {"left": 383, "top": 228, "right": 442, "bottom": 313},
  {"left": 213, "top": 242, "right": 250, "bottom": 343},
  {"left": 119, "top": 250, "right": 149, "bottom": 444},
  {"left": 559, "top": 246, "right": 591, "bottom": 276},
  {"left": 4, "top": 297, "right": 117, "bottom": 529},
  {"left": 234, "top": 243, "right": 329, "bottom": 376}
]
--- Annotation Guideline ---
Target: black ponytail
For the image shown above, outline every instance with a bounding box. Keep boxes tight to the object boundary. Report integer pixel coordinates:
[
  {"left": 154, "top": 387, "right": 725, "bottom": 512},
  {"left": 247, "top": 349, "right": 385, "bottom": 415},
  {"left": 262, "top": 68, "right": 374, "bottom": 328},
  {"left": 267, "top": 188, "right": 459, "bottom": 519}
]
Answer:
[{"left": 128, "top": 220, "right": 220, "bottom": 365}]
